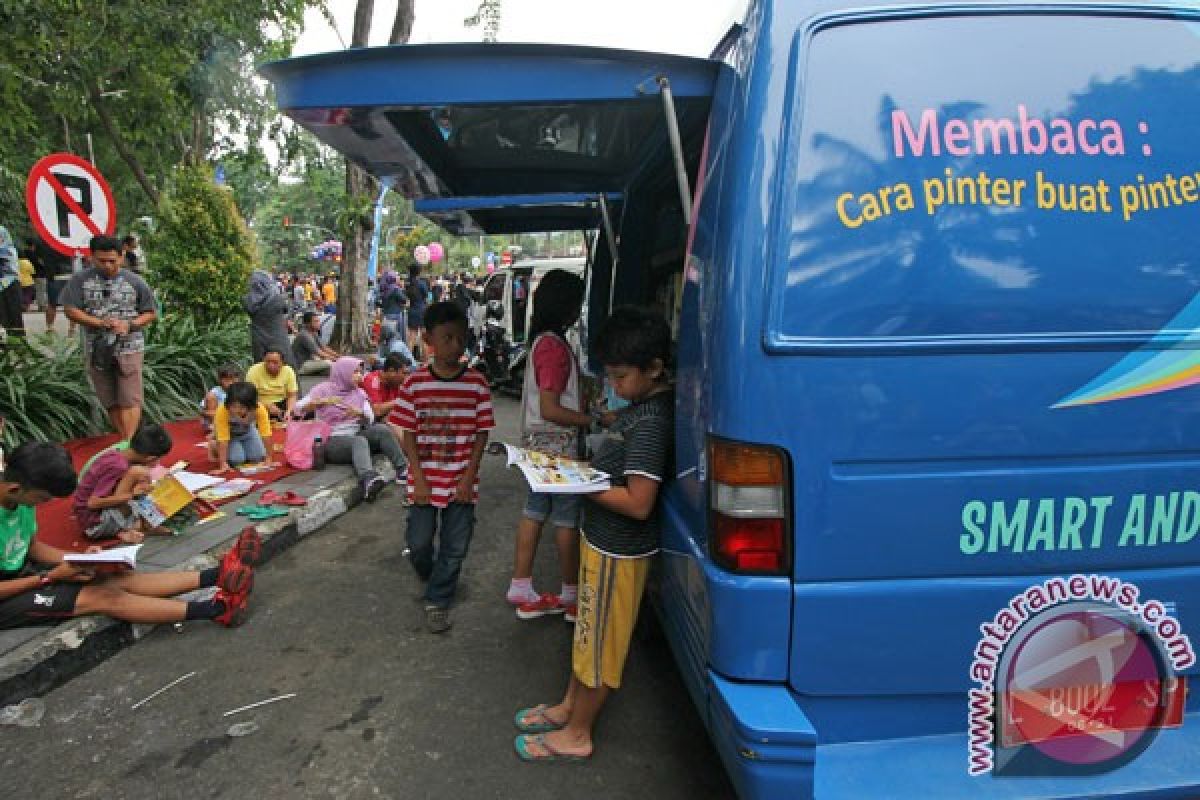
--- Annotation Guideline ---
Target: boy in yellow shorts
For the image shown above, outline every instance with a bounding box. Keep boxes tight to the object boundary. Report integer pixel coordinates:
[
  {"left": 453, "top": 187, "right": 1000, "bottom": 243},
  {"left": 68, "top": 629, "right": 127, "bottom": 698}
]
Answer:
[{"left": 513, "top": 306, "right": 673, "bottom": 762}]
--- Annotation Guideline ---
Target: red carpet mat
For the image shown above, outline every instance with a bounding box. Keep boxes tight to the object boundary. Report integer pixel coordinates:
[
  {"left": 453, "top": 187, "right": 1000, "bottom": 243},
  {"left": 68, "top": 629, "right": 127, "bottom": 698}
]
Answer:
[{"left": 36, "top": 419, "right": 299, "bottom": 552}]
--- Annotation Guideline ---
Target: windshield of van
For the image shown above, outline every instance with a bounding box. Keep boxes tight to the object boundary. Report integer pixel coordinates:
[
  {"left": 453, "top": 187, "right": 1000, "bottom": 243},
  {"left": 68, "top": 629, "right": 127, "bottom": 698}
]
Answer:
[{"left": 771, "top": 13, "right": 1200, "bottom": 348}]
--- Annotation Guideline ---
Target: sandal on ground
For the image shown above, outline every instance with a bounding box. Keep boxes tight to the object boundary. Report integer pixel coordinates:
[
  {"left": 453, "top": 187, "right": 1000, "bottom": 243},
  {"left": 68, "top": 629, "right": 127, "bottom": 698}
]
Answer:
[
  {"left": 514, "top": 705, "right": 567, "bottom": 734},
  {"left": 235, "top": 505, "right": 289, "bottom": 520},
  {"left": 513, "top": 734, "right": 590, "bottom": 763},
  {"left": 260, "top": 489, "right": 307, "bottom": 506}
]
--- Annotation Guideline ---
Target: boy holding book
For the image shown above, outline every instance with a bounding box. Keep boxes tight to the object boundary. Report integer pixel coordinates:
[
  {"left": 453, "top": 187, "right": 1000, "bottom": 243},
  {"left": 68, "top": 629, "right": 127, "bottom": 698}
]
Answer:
[
  {"left": 513, "top": 306, "right": 674, "bottom": 762},
  {"left": 0, "top": 441, "right": 259, "bottom": 629},
  {"left": 73, "top": 424, "right": 175, "bottom": 543},
  {"left": 389, "top": 302, "right": 494, "bottom": 633}
]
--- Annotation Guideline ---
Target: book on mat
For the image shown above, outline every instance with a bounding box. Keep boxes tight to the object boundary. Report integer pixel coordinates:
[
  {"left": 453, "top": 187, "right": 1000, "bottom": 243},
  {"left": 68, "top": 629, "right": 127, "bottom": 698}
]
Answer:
[
  {"left": 130, "top": 474, "right": 194, "bottom": 527},
  {"left": 65, "top": 544, "right": 141, "bottom": 569},
  {"left": 196, "top": 478, "right": 259, "bottom": 502},
  {"left": 501, "top": 443, "right": 611, "bottom": 495}
]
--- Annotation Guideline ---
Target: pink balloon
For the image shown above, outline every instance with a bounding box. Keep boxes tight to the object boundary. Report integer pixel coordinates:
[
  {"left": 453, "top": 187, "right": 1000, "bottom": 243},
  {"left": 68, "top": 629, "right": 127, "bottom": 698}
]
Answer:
[
  {"left": 428, "top": 242, "right": 444, "bottom": 263},
  {"left": 413, "top": 245, "right": 431, "bottom": 266},
  {"left": 486, "top": 262, "right": 496, "bottom": 274}
]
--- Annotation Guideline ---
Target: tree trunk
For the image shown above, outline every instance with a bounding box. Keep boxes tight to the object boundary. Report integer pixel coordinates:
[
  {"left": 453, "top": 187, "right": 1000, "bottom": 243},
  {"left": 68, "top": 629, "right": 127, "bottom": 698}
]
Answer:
[
  {"left": 390, "top": 0, "right": 415, "bottom": 45},
  {"left": 331, "top": 0, "right": 382, "bottom": 353},
  {"left": 88, "top": 85, "right": 161, "bottom": 206}
]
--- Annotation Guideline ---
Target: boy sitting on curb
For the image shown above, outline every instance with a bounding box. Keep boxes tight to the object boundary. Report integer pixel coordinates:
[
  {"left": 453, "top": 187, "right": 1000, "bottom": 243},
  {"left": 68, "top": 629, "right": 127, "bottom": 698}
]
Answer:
[
  {"left": 73, "top": 424, "right": 174, "bottom": 544},
  {"left": 1, "top": 441, "right": 259, "bottom": 629}
]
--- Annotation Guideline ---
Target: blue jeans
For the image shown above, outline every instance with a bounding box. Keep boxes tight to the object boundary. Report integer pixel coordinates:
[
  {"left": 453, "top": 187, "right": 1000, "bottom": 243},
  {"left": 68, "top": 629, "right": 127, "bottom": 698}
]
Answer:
[
  {"left": 228, "top": 428, "right": 267, "bottom": 465},
  {"left": 405, "top": 503, "right": 476, "bottom": 609}
]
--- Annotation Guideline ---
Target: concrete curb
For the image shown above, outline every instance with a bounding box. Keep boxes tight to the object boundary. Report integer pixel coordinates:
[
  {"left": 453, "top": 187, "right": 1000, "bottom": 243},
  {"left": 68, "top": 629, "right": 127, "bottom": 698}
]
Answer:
[{"left": 0, "top": 459, "right": 394, "bottom": 707}]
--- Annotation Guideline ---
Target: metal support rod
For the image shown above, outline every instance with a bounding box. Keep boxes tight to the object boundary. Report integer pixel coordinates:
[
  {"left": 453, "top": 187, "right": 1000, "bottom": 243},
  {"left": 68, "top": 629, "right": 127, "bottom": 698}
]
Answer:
[
  {"left": 656, "top": 76, "right": 693, "bottom": 227},
  {"left": 598, "top": 194, "right": 620, "bottom": 312}
]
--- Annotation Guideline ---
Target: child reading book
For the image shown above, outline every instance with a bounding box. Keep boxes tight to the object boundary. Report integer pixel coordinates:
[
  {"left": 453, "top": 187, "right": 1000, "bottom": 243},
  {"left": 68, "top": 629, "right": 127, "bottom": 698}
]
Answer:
[
  {"left": 1, "top": 441, "right": 259, "bottom": 629},
  {"left": 73, "top": 424, "right": 175, "bottom": 544},
  {"left": 213, "top": 381, "right": 274, "bottom": 473}
]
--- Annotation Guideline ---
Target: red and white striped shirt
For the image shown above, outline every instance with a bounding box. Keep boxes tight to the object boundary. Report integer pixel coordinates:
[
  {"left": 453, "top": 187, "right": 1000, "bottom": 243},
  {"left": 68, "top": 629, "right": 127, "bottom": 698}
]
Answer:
[{"left": 388, "top": 365, "right": 495, "bottom": 507}]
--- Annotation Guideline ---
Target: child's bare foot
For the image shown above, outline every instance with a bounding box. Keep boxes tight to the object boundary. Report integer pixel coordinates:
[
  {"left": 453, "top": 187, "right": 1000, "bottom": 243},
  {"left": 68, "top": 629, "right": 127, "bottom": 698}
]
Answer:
[
  {"left": 116, "top": 529, "right": 145, "bottom": 544},
  {"left": 514, "top": 729, "right": 592, "bottom": 761},
  {"left": 515, "top": 703, "right": 568, "bottom": 732}
]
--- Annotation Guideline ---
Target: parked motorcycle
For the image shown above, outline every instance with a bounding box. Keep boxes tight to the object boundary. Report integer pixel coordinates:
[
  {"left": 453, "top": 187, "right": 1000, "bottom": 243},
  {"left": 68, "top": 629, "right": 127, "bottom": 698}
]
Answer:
[{"left": 472, "top": 300, "right": 523, "bottom": 393}]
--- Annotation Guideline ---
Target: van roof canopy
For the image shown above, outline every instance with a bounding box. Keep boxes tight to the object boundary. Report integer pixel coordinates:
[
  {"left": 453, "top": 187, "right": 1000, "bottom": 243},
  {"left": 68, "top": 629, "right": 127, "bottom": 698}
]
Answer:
[{"left": 260, "top": 43, "right": 718, "bottom": 234}]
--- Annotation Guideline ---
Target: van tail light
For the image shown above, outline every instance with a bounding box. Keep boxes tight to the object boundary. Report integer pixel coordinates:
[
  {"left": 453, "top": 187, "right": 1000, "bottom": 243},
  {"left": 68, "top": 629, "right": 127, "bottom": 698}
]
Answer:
[{"left": 709, "top": 438, "right": 790, "bottom": 575}]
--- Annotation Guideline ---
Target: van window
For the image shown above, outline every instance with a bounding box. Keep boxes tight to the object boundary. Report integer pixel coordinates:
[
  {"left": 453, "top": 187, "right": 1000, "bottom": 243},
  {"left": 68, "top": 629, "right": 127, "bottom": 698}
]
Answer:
[
  {"left": 771, "top": 14, "right": 1200, "bottom": 348},
  {"left": 483, "top": 273, "right": 506, "bottom": 303}
]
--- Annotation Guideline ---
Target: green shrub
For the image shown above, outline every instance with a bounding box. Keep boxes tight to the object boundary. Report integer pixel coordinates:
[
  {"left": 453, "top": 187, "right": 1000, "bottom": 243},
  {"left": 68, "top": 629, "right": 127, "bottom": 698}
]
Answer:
[
  {"left": 149, "top": 164, "right": 258, "bottom": 321},
  {"left": 0, "top": 315, "right": 250, "bottom": 450}
]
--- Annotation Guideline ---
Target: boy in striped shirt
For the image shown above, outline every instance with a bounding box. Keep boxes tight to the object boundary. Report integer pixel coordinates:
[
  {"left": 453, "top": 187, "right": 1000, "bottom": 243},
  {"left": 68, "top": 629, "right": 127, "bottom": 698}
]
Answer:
[{"left": 389, "top": 302, "right": 494, "bottom": 633}]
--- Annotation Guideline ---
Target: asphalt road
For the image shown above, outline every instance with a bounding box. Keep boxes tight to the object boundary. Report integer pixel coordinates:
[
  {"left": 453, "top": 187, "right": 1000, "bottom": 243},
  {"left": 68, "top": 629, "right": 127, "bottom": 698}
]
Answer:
[{"left": 0, "top": 392, "right": 735, "bottom": 800}]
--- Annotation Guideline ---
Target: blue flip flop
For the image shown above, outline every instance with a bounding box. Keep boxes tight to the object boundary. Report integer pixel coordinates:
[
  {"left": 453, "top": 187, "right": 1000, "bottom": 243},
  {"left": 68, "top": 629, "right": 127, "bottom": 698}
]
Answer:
[
  {"left": 514, "top": 705, "right": 566, "bottom": 734},
  {"left": 514, "top": 734, "right": 590, "bottom": 763}
]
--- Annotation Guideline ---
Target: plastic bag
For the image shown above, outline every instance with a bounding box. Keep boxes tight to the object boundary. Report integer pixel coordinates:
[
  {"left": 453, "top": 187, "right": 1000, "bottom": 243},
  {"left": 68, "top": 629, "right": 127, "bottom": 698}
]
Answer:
[{"left": 284, "top": 419, "right": 331, "bottom": 470}]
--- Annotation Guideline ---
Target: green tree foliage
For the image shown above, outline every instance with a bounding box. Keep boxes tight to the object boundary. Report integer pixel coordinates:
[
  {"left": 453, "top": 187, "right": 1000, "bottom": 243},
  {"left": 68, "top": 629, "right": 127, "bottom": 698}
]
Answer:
[
  {"left": 0, "top": 316, "right": 250, "bottom": 449},
  {"left": 149, "top": 165, "right": 258, "bottom": 320},
  {"left": 0, "top": 0, "right": 312, "bottom": 231}
]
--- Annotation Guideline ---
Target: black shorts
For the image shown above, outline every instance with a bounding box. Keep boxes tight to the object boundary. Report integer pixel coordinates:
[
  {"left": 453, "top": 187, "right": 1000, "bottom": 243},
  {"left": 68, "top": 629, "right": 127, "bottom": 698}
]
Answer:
[{"left": 0, "top": 568, "right": 83, "bottom": 629}]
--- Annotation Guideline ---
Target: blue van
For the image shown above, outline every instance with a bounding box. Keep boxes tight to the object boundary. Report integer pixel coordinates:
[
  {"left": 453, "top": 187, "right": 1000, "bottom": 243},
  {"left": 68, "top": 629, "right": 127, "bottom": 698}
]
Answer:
[{"left": 265, "top": 2, "right": 1200, "bottom": 796}]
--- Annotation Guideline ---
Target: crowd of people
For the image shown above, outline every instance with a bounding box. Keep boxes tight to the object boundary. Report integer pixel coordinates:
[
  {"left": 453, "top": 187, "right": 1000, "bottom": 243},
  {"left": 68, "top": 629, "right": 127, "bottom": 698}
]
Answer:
[{"left": 1, "top": 232, "right": 677, "bottom": 766}]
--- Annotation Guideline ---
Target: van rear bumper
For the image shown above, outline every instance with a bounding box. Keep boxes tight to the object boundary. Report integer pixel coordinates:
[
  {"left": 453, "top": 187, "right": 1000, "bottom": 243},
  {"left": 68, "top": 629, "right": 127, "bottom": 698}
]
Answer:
[
  {"left": 708, "top": 672, "right": 816, "bottom": 800},
  {"left": 817, "top": 717, "right": 1200, "bottom": 799},
  {"left": 709, "top": 674, "right": 1200, "bottom": 799}
]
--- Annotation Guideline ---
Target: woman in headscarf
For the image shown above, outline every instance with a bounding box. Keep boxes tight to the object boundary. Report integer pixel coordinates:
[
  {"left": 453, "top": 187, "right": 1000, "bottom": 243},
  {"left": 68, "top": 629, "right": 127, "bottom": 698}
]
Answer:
[
  {"left": 0, "top": 227, "right": 26, "bottom": 338},
  {"left": 379, "top": 269, "right": 408, "bottom": 335},
  {"left": 243, "top": 268, "right": 293, "bottom": 365},
  {"left": 292, "top": 357, "right": 408, "bottom": 502}
]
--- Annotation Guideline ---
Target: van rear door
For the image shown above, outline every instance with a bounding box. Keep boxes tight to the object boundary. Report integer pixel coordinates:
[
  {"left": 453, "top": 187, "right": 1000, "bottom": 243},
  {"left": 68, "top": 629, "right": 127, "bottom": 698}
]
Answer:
[{"left": 764, "top": 6, "right": 1200, "bottom": 760}]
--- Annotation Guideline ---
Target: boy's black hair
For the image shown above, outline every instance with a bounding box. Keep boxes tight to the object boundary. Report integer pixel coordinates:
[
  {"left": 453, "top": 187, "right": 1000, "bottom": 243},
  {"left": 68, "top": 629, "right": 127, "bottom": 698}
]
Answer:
[
  {"left": 130, "top": 424, "right": 173, "bottom": 458},
  {"left": 423, "top": 300, "right": 467, "bottom": 332},
  {"left": 593, "top": 306, "right": 672, "bottom": 370},
  {"left": 301, "top": 311, "right": 317, "bottom": 326},
  {"left": 225, "top": 381, "right": 259, "bottom": 409},
  {"left": 262, "top": 348, "right": 285, "bottom": 361},
  {"left": 217, "top": 362, "right": 242, "bottom": 381},
  {"left": 89, "top": 235, "right": 122, "bottom": 254},
  {"left": 3, "top": 442, "right": 77, "bottom": 497},
  {"left": 528, "top": 270, "right": 585, "bottom": 341},
  {"left": 382, "top": 352, "right": 413, "bottom": 372}
]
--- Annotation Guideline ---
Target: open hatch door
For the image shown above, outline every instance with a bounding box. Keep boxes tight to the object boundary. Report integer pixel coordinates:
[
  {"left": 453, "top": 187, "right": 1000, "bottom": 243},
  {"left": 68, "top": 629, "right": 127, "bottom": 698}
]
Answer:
[{"left": 260, "top": 43, "right": 717, "bottom": 234}]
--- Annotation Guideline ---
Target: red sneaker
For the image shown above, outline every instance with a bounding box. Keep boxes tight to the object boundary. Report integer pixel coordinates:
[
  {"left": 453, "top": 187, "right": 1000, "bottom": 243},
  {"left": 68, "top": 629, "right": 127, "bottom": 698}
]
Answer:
[
  {"left": 221, "top": 526, "right": 263, "bottom": 573},
  {"left": 516, "top": 593, "right": 567, "bottom": 620},
  {"left": 563, "top": 604, "right": 577, "bottom": 624},
  {"left": 213, "top": 587, "right": 250, "bottom": 628},
  {"left": 217, "top": 560, "right": 254, "bottom": 595}
]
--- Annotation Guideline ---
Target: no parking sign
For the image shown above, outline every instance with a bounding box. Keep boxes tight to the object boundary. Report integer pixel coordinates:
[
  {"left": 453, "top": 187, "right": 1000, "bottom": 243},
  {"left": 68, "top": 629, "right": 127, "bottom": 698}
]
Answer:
[{"left": 25, "top": 153, "right": 117, "bottom": 257}]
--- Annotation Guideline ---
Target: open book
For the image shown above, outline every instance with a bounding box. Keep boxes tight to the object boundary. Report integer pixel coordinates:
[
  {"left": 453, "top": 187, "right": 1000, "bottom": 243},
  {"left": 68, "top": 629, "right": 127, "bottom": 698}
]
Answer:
[
  {"left": 129, "top": 474, "right": 194, "bottom": 528},
  {"left": 502, "top": 443, "right": 610, "bottom": 495},
  {"left": 65, "top": 544, "right": 141, "bottom": 569}
]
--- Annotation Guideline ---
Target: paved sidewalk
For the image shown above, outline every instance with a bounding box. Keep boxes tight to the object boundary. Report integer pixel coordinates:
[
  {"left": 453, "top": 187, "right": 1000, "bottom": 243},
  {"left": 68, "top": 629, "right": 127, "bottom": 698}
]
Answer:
[{"left": 0, "top": 457, "right": 398, "bottom": 706}]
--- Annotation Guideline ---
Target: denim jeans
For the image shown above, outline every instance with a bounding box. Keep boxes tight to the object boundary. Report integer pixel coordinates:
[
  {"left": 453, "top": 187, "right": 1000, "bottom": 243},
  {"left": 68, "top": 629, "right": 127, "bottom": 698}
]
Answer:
[
  {"left": 405, "top": 503, "right": 475, "bottom": 609},
  {"left": 324, "top": 424, "right": 406, "bottom": 481},
  {"left": 228, "top": 428, "right": 266, "bottom": 465}
]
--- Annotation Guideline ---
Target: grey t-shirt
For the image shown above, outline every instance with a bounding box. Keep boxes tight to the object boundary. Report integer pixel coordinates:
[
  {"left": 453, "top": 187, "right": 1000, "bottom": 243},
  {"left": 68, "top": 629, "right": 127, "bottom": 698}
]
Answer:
[
  {"left": 292, "top": 329, "right": 320, "bottom": 365},
  {"left": 61, "top": 267, "right": 156, "bottom": 355}
]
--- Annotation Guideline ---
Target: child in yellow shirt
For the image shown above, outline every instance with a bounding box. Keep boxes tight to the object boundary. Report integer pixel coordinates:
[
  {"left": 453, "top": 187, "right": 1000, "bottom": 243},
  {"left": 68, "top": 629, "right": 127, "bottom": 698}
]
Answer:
[{"left": 213, "top": 382, "right": 273, "bottom": 472}]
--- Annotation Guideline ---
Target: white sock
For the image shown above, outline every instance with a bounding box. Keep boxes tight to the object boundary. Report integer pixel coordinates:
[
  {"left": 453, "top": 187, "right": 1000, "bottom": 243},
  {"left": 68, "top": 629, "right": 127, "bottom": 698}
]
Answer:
[
  {"left": 559, "top": 583, "right": 578, "bottom": 604},
  {"left": 507, "top": 578, "right": 538, "bottom": 604}
]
